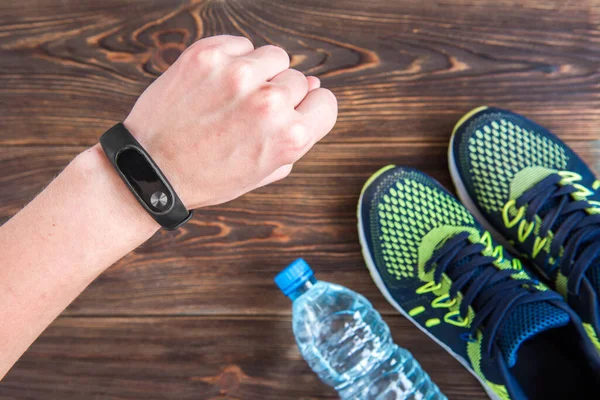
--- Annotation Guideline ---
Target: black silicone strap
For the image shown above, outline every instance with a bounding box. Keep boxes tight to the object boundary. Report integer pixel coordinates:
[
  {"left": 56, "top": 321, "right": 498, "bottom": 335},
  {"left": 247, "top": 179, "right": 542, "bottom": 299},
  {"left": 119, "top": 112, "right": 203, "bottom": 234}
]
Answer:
[{"left": 99, "top": 123, "right": 193, "bottom": 230}]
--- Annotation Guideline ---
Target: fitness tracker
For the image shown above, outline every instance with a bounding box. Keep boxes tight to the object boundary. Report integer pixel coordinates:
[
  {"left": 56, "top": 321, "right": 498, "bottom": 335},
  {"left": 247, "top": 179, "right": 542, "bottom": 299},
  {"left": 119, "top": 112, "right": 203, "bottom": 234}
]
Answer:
[{"left": 99, "top": 123, "right": 193, "bottom": 230}]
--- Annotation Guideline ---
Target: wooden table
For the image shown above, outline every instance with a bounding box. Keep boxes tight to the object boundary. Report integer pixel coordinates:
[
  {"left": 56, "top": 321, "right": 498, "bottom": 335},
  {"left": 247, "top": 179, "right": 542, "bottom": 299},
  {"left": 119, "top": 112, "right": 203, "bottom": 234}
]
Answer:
[{"left": 1, "top": 1, "right": 599, "bottom": 398}]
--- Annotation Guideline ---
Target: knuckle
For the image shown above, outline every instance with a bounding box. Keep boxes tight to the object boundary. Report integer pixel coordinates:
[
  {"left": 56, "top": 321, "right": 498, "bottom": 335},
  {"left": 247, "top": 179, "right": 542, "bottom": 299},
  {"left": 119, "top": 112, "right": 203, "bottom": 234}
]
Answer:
[
  {"left": 263, "top": 85, "right": 286, "bottom": 105},
  {"left": 262, "top": 45, "right": 290, "bottom": 65},
  {"left": 287, "top": 68, "right": 304, "bottom": 79},
  {"left": 228, "top": 59, "right": 254, "bottom": 90},
  {"left": 322, "top": 88, "right": 338, "bottom": 109},
  {"left": 282, "top": 122, "right": 310, "bottom": 158},
  {"left": 254, "top": 85, "right": 285, "bottom": 114},
  {"left": 234, "top": 35, "right": 254, "bottom": 49},
  {"left": 283, "top": 68, "right": 308, "bottom": 87},
  {"left": 187, "top": 45, "right": 222, "bottom": 67}
]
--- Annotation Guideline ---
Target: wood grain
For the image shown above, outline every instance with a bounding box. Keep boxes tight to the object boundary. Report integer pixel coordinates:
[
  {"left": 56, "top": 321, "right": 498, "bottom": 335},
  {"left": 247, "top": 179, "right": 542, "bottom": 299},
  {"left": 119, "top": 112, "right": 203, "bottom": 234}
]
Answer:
[
  {"left": 1, "top": 0, "right": 599, "bottom": 398},
  {"left": 0, "top": 316, "right": 485, "bottom": 400},
  {"left": 0, "top": 142, "right": 598, "bottom": 317},
  {"left": 2, "top": 0, "right": 600, "bottom": 146}
]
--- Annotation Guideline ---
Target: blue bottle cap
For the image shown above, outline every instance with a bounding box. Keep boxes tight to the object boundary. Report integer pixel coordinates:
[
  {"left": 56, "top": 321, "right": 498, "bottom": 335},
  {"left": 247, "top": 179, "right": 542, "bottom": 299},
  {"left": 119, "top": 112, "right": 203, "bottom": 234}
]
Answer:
[{"left": 274, "top": 258, "right": 314, "bottom": 296}]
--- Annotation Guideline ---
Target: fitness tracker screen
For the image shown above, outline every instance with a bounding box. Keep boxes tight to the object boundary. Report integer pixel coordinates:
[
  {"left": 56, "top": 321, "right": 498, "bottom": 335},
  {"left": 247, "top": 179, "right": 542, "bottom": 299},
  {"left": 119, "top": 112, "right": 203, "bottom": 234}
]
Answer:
[{"left": 116, "top": 148, "right": 173, "bottom": 212}]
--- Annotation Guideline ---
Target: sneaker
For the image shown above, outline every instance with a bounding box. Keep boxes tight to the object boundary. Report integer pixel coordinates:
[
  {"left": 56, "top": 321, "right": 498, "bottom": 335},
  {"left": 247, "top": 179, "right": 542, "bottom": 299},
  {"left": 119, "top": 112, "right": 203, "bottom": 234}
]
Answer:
[
  {"left": 358, "top": 166, "right": 600, "bottom": 400},
  {"left": 449, "top": 106, "right": 600, "bottom": 355}
]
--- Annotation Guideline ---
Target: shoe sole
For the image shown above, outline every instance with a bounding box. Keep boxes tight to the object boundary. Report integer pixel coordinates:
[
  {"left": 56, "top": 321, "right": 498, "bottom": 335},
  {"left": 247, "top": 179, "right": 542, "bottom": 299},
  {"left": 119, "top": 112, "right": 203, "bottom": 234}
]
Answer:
[
  {"left": 357, "top": 164, "right": 502, "bottom": 400},
  {"left": 447, "top": 106, "right": 550, "bottom": 281}
]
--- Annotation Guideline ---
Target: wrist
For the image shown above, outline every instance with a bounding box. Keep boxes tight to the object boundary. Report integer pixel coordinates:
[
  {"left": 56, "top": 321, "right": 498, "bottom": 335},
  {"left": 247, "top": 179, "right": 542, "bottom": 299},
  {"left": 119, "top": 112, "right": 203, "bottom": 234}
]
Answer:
[
  {"left": 71, "top": 145, "right": 160, "bottom": 242},
  {"left": 122, "top": 117, "right": 196, "bottom": 209}
]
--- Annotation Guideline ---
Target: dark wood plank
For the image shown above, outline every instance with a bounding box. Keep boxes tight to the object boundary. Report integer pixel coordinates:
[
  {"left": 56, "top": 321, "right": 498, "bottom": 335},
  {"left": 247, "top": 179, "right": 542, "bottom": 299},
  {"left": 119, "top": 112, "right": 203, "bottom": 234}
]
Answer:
[
  {"left": 0, "top": 316, "right": 487, "bottom": 399},
  {"left": 1, "top": 0, "right": 600, "bottom": 146},
  {"left": 1, "top": 0, "right": 600, "bottom": 399},
  {"left": 1, "top": 142, "right": 597, "bottom": 317}
]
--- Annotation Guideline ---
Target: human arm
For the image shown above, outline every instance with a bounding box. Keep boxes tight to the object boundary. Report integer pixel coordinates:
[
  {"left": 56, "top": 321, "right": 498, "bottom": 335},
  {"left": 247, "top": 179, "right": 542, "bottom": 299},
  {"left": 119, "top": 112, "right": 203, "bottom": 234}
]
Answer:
[{"left": 0, "top": 35, "right": 337, "bottom": 378}]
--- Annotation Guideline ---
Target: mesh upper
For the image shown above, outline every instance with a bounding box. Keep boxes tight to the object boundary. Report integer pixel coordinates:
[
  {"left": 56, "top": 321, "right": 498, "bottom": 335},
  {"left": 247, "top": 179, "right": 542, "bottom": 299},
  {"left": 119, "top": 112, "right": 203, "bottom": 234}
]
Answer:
[
  {"left": 373, "top": 170, "right": 475, "bottom": 280},
  {"left": 497, "top": 301, "right": 569, "bottom": 367},
  {"left": 365, "top": 167, "right": 573, "bottom": 368},
  {"left": 463, "top": 116, "right": 568, "bottom": 213},
  {"left": 454, "top": 108, "right": 600, "bottom": 333}
]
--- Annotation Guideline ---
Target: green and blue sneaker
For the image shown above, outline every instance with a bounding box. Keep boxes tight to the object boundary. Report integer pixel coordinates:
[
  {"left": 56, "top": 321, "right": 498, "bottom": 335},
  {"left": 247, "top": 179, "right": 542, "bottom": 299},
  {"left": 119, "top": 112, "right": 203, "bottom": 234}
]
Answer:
[
  {"left": 449, "top": 106, "right": 600, "bottom": 355},
  {"left": 358, "top": 166, "right": 600, "bottom": 400}
]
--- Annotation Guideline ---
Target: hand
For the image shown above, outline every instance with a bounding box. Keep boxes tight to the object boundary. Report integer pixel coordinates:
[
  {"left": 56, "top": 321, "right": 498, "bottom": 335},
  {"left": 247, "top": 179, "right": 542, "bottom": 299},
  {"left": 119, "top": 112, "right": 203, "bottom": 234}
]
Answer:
[{"left": 122, "top": 35, "right": 337, "bottom": 209}]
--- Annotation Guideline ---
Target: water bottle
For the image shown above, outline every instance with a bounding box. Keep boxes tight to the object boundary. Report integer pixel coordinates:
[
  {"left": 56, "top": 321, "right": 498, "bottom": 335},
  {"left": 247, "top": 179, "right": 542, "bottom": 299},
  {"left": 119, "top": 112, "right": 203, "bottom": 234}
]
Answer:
[{"left": 275, "top": 259, "right": 446, "bottom": 400}]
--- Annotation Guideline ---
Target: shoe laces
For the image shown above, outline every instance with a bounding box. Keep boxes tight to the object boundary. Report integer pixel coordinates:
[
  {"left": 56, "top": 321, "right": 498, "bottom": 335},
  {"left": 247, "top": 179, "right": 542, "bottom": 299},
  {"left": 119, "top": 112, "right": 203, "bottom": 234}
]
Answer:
[
  {"left": 425, "top": 231, "right": 563, "bottom": 358},
  {"left": 507, "top": 172, "right": 600, "bottom": 295}
]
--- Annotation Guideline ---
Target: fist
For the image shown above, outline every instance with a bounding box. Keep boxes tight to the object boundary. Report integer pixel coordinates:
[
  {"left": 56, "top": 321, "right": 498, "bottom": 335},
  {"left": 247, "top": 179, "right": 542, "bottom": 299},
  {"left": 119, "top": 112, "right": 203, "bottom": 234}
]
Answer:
[{"left": 123, "top": 35, "right": 338, "bottom": 209}]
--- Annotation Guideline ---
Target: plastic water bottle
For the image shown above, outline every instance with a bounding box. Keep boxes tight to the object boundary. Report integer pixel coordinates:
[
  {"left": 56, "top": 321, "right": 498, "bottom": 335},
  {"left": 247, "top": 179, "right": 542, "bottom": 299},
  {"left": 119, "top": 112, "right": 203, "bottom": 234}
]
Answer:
[{"left": 275, "top": 259, "right": 446, "bottom": 400}]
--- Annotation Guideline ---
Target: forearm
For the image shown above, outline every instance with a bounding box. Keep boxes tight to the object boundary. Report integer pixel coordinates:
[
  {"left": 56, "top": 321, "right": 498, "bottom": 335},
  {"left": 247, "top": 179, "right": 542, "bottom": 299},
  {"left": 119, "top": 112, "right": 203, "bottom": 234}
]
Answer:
[
  {"left": 0, "top": 145, "right": 158, "bottom": 377},
  {"left": 0, "top": 35, "right": 337, "bottom": 380}
]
